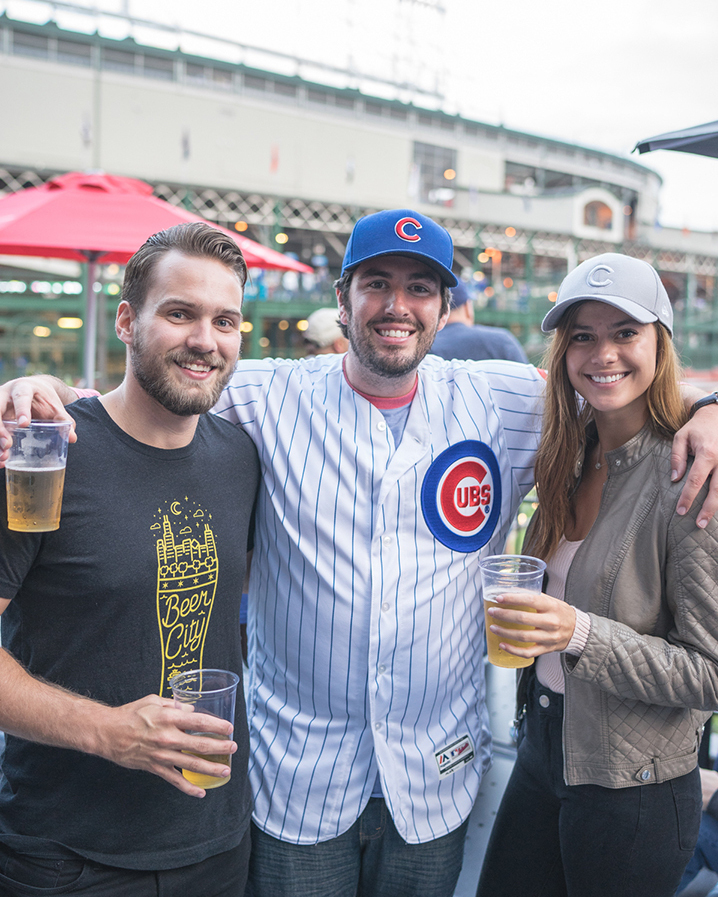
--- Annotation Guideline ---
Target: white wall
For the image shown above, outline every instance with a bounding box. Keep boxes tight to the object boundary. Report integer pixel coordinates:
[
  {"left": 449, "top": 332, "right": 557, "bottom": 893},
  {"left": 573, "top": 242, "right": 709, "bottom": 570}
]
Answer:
[{"left": 0, "top": 50, "right": 656, "bottom": 243}]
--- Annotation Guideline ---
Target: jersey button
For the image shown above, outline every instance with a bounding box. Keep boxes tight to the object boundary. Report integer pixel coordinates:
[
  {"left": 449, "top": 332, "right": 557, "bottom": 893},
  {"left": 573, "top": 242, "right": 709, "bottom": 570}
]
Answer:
[
  {"left": 377, "top": 421, "right": 387, "bottom": 431},
  {"left": 383, "top": 535, "right": 392, "bottom": 546},
  {"left": 381, "top": 602, "right": 390, "bottom": 611},
  {"left": 375, "top": 722, "right": 382, "bottom": 730},
  {"left": 378, "top": 665, "right": 386, "bottom": 674}
]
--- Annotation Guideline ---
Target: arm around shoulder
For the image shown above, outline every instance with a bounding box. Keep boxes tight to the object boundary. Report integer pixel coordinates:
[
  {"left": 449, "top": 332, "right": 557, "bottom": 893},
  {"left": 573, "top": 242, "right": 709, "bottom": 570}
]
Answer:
[{"left": 671, "top": 400, "right": 718, "bottom": 526}]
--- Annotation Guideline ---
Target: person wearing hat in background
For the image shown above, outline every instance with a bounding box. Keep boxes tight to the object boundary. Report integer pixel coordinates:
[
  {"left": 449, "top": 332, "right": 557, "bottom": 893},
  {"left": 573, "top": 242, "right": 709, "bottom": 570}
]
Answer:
[
  {"left": 476, "top": 253, "right": 718, "bottom": 897},
  {"left": 302, "top": 306, "right": 349, "bottom": 355},
  {"left": 430, "top": 280, "right": 528, "bottom": 363},
  {"left": 3, "top": 232, "right": 718, "bottom": 897}
]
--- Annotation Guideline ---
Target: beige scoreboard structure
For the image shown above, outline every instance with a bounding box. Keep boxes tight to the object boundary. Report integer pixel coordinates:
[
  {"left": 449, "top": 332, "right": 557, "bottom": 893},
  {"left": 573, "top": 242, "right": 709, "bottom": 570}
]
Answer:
[{"left": 1, "top": 8, "right": 717, "bottom": 382}]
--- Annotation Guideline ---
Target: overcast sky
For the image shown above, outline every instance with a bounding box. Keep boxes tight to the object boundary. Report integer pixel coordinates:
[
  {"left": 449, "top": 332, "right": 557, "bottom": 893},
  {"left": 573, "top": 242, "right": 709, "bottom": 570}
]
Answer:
[{"left": 9, "top": 0, "right": 718, "bottom": 231}]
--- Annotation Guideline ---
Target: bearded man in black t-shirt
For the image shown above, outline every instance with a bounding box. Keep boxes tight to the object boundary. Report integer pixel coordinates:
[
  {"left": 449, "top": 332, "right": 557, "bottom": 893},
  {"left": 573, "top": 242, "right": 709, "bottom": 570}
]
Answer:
[{"left": 0, "top": 223, "right": 259, "bottom": 896}]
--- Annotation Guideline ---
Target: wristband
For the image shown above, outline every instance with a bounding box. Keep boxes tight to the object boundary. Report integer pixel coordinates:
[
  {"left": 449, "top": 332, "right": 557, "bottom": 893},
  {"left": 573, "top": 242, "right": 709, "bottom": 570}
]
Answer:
[{"left": 689, "top": 391, "right": 718, "bottom": 419}]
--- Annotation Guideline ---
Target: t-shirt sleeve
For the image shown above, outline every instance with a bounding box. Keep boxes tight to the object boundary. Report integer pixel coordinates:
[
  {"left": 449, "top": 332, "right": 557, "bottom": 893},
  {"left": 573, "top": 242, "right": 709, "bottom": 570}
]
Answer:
[{"left": 0, "top": 525, "right": 42, "bottom": 601}]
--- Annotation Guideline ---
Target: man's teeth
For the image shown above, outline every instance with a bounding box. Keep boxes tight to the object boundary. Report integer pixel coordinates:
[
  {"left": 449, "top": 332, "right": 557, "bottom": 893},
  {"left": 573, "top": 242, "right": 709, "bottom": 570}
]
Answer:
[
  {"left": 590, "top": 373, "right": 626, "bottom": 384},
  {"left": 378, "top": 329, "right": 410, "bottom": 338},
  {"left": 182, "top": 362, "right": 212, "bottom": 372}
]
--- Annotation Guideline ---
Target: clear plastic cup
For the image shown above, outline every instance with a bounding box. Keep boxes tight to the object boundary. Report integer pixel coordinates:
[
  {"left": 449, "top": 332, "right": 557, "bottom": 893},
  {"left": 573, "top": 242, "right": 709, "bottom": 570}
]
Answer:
[
  {"left": 479, "top": 554, "right": 546, "bottom": 668},
  {"left": 170, "top": 669, "right": 240, "bottom": 790},
  {"left": 5, "top": 420, "right": 72, "bottom": 532}
]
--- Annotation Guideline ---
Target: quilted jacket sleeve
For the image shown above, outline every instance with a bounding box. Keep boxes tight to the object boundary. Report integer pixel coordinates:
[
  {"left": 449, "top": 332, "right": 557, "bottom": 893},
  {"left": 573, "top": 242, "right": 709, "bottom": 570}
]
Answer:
[{"left": 567, "top": 484, "right": 718, "bottom": 711}]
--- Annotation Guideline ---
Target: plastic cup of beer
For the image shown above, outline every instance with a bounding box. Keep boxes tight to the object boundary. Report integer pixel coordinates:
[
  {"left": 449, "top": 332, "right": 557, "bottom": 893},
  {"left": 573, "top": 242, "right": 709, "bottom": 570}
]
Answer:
[
  {"left": 479, "top": 554, "right": 546, "bottom": 668},
  {"left": 170, "top": 669, "right": 239, "bottom": 790},
  {"left": 5, "top": 420, "right": 72, "bottom": 533}
]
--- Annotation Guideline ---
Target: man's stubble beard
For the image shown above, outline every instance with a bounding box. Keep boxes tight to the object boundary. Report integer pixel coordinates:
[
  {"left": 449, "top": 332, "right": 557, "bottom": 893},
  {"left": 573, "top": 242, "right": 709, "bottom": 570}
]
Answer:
[{"left": 344, "top": 307, "right": 440, "bottom": 380}]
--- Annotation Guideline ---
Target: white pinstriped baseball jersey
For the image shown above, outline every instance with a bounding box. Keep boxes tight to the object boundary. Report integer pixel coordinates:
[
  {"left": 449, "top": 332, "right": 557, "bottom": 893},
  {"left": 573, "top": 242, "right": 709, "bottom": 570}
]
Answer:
[{"left": 213, "top": 353, "right": 545, "bottom": 845}]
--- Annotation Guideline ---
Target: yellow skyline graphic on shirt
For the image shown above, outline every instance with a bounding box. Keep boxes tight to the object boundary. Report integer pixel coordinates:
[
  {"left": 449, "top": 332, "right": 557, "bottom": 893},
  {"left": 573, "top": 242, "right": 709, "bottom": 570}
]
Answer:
[{"left": 151, "top": 499, "right": 218, "bottom": 697}]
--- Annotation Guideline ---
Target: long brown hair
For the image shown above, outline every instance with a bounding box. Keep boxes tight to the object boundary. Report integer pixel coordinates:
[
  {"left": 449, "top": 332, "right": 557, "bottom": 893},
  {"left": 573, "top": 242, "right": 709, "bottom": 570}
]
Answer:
[{"left": 525, "top": 302, "right": 687, "bottom": 561}]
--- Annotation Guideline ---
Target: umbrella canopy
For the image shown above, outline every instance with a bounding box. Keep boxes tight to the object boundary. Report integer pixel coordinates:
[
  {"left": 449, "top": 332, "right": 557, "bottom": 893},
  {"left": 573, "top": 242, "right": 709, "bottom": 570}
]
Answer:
[
  {"left": 0, "top": 171, "right": 312, "bottom": 386},
  {"left": 634, "top": 120, "right": 718, "bottom": 159},
  {"left": 0, "top": 171, "right": 311, "bottom": 270}
]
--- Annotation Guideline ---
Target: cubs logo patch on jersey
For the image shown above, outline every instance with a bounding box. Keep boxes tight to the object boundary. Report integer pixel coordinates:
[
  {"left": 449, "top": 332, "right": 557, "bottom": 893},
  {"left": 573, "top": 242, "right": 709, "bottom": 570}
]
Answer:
[{"left": 421, "top": 441, "right": 501, "bottom": 552}]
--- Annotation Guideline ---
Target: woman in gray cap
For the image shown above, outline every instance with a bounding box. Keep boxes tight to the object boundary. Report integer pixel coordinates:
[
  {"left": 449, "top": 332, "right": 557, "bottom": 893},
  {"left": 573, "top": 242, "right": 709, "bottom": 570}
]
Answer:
[{"left": 477, "top": 253, "right": 718, "bottom": 897}]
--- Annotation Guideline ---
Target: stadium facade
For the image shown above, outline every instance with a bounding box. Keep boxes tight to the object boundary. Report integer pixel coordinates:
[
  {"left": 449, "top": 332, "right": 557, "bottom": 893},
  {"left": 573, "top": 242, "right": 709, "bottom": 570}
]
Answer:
[{"left": 1, "top": 7, "right": 717, "bottom": 382}]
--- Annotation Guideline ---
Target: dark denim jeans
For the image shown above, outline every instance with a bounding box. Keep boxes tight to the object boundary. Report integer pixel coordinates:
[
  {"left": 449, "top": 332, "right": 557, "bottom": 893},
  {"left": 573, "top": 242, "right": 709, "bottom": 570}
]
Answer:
[
  {"left": 245, "top": 798, "right": 469, "bottom": 897},
  {"left": 0, "top": 830, "right": 250, "bottom": 897},
  {"left": 477, "top": 679, "right": 701, "bottom": 897}
]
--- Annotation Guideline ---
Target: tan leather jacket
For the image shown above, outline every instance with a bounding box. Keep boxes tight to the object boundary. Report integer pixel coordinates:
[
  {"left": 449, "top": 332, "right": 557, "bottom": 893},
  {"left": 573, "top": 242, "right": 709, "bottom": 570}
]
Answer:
[{"left": 517, "top": 425, "right": 718, "bottom": 788}]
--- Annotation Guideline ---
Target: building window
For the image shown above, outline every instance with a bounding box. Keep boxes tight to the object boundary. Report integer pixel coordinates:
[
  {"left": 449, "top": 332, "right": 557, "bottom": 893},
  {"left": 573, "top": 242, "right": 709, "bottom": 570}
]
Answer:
[
  {"left": 212, "top": 67, "right": 233, "bottom": 88},
  {"left": 275, "top": 81, "right": 297, "bottom": 97},
  {"left": 584, "top": 200, "right": 613, "bottom": 230},
  {"left": 102, "top": 47, "right": 135, "bottom": 73},
  {"left": 12, "top": 31, "right": 49, "bottom": 59},
  {"left": 186, "top": 61, "right": 205, "bottom": 80},
  {"left": 143, "top": 54, "right": 174, "bottom": 80},
  {"left": 307, "top": 87, "right": 328, "bottom": 104},
  {"left": 412, "top": 141, "right": 457, "bottom": 205},
  {"left": 57, "top": 38, "right": 92, "bottom": 67},
  {"left": 245, "top": 73, "right": 268, "bottom": 91}
]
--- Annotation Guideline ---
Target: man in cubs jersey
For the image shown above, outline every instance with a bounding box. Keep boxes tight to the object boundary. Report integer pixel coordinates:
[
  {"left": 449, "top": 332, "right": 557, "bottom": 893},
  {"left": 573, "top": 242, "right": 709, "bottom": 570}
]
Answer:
[{"left": 211, "top": 210, "right": 545, "bottom": 896}]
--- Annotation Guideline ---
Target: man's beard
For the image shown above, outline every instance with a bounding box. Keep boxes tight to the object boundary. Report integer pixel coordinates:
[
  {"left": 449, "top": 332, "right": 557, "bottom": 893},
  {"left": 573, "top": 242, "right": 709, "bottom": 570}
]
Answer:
[
  {"left": 344, "top": 310, "right": 439, "bottom": 380},
  {"left": 130, "top": 328, "right": 236, "bottom": 416}
]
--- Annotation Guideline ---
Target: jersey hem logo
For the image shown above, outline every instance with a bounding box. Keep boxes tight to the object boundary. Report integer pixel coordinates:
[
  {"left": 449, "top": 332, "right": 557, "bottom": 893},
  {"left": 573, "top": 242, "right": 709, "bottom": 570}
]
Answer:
[
  {"left": 421, "top": 441, "right": 501, "bottom": 552},
  {"left": 435, "top": 734, "right": 475, "bottom": 778}
]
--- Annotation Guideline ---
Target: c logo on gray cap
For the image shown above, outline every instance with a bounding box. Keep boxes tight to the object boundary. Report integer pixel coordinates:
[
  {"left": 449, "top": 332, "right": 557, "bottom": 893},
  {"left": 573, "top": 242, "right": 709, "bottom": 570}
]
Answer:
[{"left": 587, "top": 264, "right": 613, "bottom": 288}]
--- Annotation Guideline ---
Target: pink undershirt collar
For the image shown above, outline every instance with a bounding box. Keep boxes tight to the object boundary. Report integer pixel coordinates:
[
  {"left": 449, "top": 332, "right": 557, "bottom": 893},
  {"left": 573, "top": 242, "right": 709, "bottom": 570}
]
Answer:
[{"left": 342, "top": 357, "right": 417, "bottom": 409}]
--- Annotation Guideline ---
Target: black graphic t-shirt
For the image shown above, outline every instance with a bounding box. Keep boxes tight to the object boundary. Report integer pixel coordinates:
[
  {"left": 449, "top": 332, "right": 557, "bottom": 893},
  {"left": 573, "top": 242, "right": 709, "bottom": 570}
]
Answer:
[{"left": 0, "top": 398, "right": 259, "bottom": 870}]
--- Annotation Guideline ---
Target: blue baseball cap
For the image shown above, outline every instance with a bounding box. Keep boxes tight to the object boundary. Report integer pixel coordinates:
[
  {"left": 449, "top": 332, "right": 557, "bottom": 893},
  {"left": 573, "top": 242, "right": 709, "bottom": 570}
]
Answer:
[
  {"left": 341, "top": 209, "right": 458, "bottom": 287},
  {"left": 449, "top": 281, "right": 473, "bottom": 308}
]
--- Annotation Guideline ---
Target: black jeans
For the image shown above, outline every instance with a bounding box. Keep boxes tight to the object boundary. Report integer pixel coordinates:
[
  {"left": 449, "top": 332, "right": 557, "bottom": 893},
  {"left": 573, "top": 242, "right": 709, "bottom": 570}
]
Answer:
[
  {"left": 0, "top": 828, "right": 250, "bottom": 897},
  {"left": 476, "top": 678, "right": 701, "bottom": 897}
]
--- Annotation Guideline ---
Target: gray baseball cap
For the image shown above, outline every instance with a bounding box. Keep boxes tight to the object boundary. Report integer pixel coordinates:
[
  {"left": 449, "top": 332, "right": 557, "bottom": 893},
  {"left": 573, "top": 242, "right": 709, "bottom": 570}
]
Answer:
[{"left": 541, "top": 253, "right": 673, "bottom": 335}]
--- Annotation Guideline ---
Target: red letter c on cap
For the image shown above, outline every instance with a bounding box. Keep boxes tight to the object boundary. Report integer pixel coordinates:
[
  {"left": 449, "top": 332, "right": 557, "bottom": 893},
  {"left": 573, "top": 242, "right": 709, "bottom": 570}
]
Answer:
[{"left": 395, "top": 217, "right": 422, "bottom": 242}]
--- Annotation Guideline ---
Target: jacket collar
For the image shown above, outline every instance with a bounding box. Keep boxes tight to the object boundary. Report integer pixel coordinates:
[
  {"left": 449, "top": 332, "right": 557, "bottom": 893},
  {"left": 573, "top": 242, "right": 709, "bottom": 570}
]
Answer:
[{"left": 603, "top": 423, "right": 659, "bottom": 476}]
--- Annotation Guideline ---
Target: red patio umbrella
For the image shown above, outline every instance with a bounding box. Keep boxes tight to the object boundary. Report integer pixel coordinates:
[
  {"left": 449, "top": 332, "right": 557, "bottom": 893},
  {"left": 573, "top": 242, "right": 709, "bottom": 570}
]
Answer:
[{"left": 0, "top": 171, "right": 312, "bottom": 385}]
